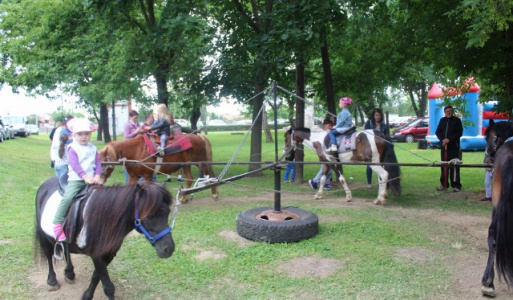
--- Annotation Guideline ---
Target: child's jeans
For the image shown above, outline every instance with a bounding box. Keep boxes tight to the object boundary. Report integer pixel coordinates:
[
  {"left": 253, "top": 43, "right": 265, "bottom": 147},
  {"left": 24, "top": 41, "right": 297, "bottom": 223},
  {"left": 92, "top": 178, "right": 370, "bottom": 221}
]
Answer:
[{"left": 284, "top": 163, "right": 295, "bottom": 181}]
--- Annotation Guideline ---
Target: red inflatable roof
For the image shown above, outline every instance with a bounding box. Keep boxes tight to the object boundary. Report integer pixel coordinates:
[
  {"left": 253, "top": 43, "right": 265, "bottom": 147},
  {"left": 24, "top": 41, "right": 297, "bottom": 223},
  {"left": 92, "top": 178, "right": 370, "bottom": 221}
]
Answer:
[{"left": 428, "top": 82, "right": 443, "bottom": 99}]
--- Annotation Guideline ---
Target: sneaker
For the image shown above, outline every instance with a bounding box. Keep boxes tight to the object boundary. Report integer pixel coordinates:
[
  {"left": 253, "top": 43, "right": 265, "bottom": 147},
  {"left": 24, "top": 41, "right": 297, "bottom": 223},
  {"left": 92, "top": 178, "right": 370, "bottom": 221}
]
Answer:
[
  {"left": 330, "top": 144, "right": 338, "bottom": 153},
  {"left": 177, "top": 175, "right": 183, "bottom": 182},
  {"left": 436, "top": 186, "right": 447, "bottom": 191},
  {"left": 479, "top": 197, "right": 491, "bottom": 202},
  {"left": 324, "top": 184, "right": 331, "bottom": 190},
  {"left": 308, "top": 179, "right": 318, "bottom": 190},
  {"left": 453, "top": 187, "right": 461, "bottom": 193},
  {"left": 165, "top": 176, "right": 172, "bottom": 182},
  {"left": 53, "top": 224, "right": 66, "bottom": 242}
]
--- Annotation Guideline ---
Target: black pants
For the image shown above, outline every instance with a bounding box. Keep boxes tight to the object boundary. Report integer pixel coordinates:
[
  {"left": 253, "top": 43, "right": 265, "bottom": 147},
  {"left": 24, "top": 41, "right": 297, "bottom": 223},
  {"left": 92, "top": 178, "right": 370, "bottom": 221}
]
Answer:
[{"left": 440, "top": 147, "right": 462, "bottom": 189}]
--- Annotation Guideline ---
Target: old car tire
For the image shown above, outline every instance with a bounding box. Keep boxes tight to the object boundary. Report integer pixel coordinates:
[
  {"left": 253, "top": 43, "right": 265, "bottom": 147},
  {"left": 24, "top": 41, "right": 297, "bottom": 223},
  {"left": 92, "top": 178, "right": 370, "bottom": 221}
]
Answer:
[
  {"left": 236, "top": 206, "right": 318, "bottom": 243},
  {"left": 405, "top": 134, "right": 415, "bottom": 143}
]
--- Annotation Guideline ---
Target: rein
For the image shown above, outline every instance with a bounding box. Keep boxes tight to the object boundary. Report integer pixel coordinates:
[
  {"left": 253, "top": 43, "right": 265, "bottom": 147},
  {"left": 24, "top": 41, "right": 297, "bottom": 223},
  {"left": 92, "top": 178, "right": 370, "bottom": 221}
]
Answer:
[{"left": 133, "top": 197, "right": 171, "bottom": 245}]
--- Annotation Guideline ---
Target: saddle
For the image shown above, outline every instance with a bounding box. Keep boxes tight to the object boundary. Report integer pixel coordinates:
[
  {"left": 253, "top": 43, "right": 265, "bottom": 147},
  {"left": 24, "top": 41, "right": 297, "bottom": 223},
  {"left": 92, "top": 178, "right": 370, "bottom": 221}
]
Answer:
[
  {"left": 324, "top": 126, "right": 358, "bottom": 153},
  {"left": 143, "top": 133, "right": 193, "bottom": 156},
  {"left": 57, "top": 174, "right": 90, "bottom": 243}
]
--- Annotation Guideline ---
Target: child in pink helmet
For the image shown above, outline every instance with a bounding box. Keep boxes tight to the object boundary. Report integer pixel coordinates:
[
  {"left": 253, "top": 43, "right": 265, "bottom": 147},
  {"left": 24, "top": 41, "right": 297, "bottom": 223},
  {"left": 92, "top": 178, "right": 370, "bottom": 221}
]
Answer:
[{"left": 328, "top": 97, "right": 354, "bottom": 152}]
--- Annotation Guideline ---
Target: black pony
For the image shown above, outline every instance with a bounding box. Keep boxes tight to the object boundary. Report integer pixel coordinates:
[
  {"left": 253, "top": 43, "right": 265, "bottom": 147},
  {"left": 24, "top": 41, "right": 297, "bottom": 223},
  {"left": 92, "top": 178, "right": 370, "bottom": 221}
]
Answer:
[
  {"left": 481, "top": 119, "right": 513, "bottom": 297},
  {"left": 35, "top": 178, "right": 175, "bottom": 300}
]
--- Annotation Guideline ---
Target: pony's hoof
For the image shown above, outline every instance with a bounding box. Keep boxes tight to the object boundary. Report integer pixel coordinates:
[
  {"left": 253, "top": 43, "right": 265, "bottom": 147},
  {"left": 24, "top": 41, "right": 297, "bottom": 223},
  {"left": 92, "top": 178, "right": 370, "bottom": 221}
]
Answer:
[
  {"left": 373, "top": 198, "right": 386, "bottom": 205},
  {"left": 47, "top": 282, "right": 61, "bottom": 291},
  {"left": 313, "top": 193, "right": 323, "bottom": 200},
  {"left": 481, "top": 286, "right": 496, "bottom": 297},
  {"left": 345, "top": 198, "right": 352, "bottom": 202},
  {"left": 179, "top": 197, "right": 189, "bottom": 204},
  {"left": 65, "top": 277, "right": 75, "bottom": 284},
  {"left": 212, "top": 194, "right": 219, "bottom": 200}
]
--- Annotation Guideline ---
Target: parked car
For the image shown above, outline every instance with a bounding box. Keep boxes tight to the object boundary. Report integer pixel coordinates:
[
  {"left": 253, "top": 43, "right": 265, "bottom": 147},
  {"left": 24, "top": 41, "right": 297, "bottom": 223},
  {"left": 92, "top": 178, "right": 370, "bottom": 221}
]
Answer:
[
  {"left": 391, "top": 117, "right": 429, "bottom": 143},
  {"left": 174, "top": 119, "right": 190, "bottom": 128},
  {"left": 3, "top": 123, "right": 14, "bottom": 139},
  {"left": 2, "top": 115, "right": 29, "bottom": 137},
  {"left": 207, "top": 120, "right": 227, "bottom": 126},
  {"left": 389, "top": 116, "right": 417, "bottom": 129},
  {"left": 0, "top": 119, "right": 14, "bottom": 140},
  {"left": 27, "top": 124, "right": 39, "bottom": 135},
  {"left": 0, "top": 125, "right": 5, "bottom": 142}
]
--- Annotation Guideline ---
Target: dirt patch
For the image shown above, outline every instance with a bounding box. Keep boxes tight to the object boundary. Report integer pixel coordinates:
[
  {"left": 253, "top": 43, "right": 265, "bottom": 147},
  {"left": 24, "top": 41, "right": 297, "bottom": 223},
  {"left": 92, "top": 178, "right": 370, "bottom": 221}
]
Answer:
[
  {"left": 394, "top": 247, "right": 436, "bottom": 265},
  {"left": 277, "top": 256, "right": 345, "bottom": 279},
  {"left": 27, "top": 254, "right": 125, "bottom": 300},
  {"left": 219, "top": 229, "right": 253, "bottom": 247}
]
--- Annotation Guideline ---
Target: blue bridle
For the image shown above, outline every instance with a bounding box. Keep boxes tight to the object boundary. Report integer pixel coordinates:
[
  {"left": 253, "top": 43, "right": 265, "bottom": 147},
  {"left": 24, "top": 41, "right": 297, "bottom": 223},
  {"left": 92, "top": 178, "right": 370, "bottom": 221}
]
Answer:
[{"left": 134, "top": 198, "right": 171, "bottom": 246}]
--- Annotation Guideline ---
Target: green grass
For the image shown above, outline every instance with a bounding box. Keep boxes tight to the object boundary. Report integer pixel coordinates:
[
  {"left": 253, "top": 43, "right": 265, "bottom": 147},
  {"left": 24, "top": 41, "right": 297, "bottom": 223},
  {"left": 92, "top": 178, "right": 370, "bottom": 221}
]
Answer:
[{"left": 0, "top": 132, "right": 491, "bottom": 299}]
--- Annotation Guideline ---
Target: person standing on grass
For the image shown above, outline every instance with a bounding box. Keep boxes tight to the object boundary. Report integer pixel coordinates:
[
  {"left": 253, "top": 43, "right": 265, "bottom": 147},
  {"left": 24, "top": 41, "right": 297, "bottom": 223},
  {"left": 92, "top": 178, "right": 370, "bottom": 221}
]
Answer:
[
  {"left": 435, "top": 105, "right": 463, "bottom": 192},
  {"left": 308, "top": 118, "right": 335, "bottom": 190},
  {"left": 123, "top": 110, "right": 143, "bottom": 183},
  {"left": 50, "top": 115, "right": 74, "bottom": 174},
  {"left": 363, "top": 108, "right": 389, "bottom": 188},
  {"left": 481, "top": 152, "right": 492, "bottom": 202}
]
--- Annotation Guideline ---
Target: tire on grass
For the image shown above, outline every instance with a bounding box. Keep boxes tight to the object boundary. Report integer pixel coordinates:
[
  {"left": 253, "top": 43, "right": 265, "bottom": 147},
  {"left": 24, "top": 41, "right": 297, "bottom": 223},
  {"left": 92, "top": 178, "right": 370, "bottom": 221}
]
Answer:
[{"left": 236, "top": 206, "right": 318, "bottom": 243}]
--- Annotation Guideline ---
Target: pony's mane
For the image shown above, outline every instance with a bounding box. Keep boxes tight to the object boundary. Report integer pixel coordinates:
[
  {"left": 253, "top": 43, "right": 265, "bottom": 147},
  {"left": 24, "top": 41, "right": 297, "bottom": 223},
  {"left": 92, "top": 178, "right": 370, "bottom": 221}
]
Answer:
[
  {"left": 84, "top": 182, "right": 171, "bottom": 258},
  {"left": 492, "top": 121, "right": 513, "bottom": 141}
]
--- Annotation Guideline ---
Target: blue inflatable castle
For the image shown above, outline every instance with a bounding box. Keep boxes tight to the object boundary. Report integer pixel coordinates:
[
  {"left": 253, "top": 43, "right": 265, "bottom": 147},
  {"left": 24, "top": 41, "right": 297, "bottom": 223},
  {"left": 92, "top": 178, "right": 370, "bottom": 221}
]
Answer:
[{"left": 425, "top": 80, "right": 509, "bottom": 150}]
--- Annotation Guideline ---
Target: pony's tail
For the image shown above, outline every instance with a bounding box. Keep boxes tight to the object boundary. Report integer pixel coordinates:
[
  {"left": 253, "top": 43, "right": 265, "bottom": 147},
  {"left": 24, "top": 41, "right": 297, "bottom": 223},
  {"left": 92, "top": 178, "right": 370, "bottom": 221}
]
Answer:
[
  {"left": 201, "top": 135, "right": 216, "bottom": 177},
  {"left": 382, "top": 139, "right": 401, "bottom": 196},
  {"left": 496, "top": 159, "right": 513, "bottom": 285},
  {"left": 34, "top": 213, "right": 48, "bottom": 265}
]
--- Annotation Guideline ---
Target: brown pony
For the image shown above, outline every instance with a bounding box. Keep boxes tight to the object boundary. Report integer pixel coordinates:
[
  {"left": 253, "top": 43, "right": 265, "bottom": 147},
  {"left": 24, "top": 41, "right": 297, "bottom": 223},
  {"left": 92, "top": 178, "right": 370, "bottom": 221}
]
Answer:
[{"left": 98, "top": 134, "right": 218, "bottom": 202}]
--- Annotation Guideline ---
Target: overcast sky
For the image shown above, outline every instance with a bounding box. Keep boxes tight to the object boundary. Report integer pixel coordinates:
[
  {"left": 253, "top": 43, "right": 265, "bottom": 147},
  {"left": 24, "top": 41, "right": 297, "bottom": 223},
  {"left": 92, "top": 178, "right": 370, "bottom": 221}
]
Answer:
[
  {"left": 0, "top": 86, "right": 79, "bottom": 118},
  {"left": 0, "top": 84, "right": 244, "bottom": 119}
]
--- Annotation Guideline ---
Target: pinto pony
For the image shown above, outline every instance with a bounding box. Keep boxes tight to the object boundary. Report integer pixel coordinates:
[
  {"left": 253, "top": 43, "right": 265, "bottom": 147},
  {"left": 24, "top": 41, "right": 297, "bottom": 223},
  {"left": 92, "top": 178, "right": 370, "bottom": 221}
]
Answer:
[
  {"left": 35, "top": 178, "right": 175, "bottom": 299},
  {"left": 98, "top": 134, "right": 218, "bottom": 202},
  {"left": 481, "top": 120, "right": 513, "bottom": 297},
  {"left": 285, "top": 127, "right": 400, "bottom": 205}
]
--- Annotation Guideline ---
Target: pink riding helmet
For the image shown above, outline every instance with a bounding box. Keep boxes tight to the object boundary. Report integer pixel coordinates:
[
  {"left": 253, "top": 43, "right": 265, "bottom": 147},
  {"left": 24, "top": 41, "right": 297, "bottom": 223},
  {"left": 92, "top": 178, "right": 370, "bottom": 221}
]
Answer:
[{"left": 340, "top": 97, "right": 354, "bottom": 106}]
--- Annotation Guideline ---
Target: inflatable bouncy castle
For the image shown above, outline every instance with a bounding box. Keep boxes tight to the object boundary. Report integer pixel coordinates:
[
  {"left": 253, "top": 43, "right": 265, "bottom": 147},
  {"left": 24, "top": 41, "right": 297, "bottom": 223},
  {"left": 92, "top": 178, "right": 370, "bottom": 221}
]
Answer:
[{"left": 425, "top": 81, "right": 509, "bottom": 150}]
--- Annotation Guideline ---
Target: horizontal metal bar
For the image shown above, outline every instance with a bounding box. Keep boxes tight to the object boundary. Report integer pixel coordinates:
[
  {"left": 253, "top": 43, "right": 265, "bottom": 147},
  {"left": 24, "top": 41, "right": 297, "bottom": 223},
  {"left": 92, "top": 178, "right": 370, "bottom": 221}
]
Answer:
[{"left": 102, "top": 161, "right": 492, "bottom": 168}]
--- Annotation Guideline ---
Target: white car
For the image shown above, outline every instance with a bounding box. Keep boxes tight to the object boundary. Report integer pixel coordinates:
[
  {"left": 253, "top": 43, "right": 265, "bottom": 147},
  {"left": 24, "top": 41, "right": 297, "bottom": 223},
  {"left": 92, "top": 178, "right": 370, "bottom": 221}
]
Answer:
[
  {"left": 174, "top": 119, "right": 190, "bottom": 127},
  {"left": 208, "top": 120, "right": 227, "bottom": 126},
  {"left": 27, "top": 124, "right": 39, "bottom": 135}
]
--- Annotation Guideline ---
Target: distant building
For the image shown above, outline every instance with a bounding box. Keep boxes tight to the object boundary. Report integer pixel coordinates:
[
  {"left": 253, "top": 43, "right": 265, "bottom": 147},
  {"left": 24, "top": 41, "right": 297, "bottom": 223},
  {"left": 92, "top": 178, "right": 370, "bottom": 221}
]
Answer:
[{"left": 108, "top": 100, "right": 131, "bottom": 137}]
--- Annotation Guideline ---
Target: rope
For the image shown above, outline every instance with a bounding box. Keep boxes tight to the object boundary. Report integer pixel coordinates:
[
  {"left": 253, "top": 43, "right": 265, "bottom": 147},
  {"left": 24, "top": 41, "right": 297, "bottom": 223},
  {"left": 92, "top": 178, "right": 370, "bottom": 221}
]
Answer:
[
  {"left": 217, "top": 86, "right": 272, "bottom": 181},
  {"left": 276, "top": 85, "right": 336, "bottom": 118}
]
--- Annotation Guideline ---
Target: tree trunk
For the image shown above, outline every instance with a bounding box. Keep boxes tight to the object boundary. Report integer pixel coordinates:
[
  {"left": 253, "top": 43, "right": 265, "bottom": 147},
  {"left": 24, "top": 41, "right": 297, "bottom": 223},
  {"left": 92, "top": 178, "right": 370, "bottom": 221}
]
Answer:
[
  {"left": 263, "top": 108, "right": 273, "bottom": 142},
  {"left": 100, "top": 104, "right": 111, "bottom": 143},
  {"left": 111, "top": 100, "right": 117, "bottom": 141},
  {"left": 92, "top": 109, "right": 102, "bottom": 141},
  {"left": 191, "top": 106, "right": 201, "bottom": 130},
  {"left": 294, "top": 61, "right": 305, "bottom": 183},
  {"left": 249, "top": 66, "right": 267, "bottom": 173},
  {"left": 320, "top": 30, "right": 335, "bottom": 115},
  {"left": 155, "top": 66, "right": 170, "bottom": 106}
]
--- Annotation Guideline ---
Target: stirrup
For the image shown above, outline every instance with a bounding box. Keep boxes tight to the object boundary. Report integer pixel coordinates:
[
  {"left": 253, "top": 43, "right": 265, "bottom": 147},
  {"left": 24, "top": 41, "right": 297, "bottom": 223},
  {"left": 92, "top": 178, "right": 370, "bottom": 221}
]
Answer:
[{"left": 53, "top": 241, "right": 65, "bottom": 261}]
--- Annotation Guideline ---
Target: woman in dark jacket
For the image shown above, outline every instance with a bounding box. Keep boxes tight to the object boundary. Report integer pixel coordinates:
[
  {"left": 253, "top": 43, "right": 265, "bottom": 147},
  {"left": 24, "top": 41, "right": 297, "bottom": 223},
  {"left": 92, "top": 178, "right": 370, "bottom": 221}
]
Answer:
[{"left": 364, "top": 109, "right": 389, "bottom": 187}]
